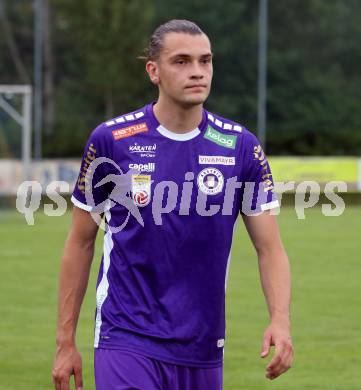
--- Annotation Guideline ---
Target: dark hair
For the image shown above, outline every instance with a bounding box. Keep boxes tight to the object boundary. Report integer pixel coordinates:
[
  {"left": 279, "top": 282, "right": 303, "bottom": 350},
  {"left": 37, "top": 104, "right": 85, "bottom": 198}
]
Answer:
[{"left": 140, "top": 19, "right": 206, "bottom": 61}]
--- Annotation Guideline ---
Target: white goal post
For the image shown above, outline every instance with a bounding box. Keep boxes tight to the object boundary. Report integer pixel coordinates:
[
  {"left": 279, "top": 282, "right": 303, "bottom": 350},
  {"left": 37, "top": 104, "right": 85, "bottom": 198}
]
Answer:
[{"left": 0, "top": 85, "right": 32, "bottom": 181}]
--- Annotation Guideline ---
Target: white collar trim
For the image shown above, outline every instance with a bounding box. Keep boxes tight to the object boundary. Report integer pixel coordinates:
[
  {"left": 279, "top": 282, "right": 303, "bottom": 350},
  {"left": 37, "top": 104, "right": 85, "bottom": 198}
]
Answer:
[{"left": 156, "top": 125, "right": 200, "bottom": 141}]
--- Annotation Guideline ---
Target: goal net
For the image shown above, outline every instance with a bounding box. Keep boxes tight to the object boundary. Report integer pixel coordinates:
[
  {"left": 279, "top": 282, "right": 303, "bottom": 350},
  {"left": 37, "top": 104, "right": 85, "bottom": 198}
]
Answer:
[{"left": 0, "top": 85, "right": 32, "bottom": 194}]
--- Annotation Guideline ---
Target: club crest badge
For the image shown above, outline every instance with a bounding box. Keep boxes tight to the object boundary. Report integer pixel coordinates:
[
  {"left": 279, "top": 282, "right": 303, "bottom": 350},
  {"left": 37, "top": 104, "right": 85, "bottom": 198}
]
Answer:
[
  {"left": 131, "top": 174, "right": 151, "bottom": 207},
  {"left": 197, "top": 167, "right": 224, "bottom": 195}
]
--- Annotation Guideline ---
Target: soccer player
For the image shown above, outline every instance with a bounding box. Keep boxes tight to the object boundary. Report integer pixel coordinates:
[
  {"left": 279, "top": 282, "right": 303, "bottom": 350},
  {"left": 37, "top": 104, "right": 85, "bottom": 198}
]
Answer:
[{"left": 52, "top": 19, "right": 293, "bottom": 390}]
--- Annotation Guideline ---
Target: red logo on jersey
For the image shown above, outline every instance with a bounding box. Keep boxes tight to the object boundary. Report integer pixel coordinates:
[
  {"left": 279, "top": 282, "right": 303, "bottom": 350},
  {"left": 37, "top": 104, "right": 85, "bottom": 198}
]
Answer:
[
  {"left": 112, "top": 123, "right": 148, "bottom": 140},
  {"left": 133, "top": 190, "right": 149, "bottom": 206}
]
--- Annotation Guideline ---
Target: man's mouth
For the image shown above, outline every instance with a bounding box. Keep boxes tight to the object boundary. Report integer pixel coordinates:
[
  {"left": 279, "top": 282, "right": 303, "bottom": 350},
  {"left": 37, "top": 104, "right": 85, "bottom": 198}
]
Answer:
[{"left": 185, "top": 84, "right": 207, "bottom": 90}]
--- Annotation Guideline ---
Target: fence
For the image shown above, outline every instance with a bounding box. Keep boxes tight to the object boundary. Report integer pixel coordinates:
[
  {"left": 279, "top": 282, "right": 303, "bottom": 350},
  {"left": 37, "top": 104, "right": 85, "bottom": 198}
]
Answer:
[{"left": 0, "top": 157, "right": 360, "bottom": 195}]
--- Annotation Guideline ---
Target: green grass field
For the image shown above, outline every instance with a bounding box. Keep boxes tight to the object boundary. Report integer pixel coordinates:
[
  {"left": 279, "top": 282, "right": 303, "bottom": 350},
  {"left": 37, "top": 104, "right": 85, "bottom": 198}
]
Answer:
[{"left": 1, "top": 205, "right": 360, "bottom": 389}]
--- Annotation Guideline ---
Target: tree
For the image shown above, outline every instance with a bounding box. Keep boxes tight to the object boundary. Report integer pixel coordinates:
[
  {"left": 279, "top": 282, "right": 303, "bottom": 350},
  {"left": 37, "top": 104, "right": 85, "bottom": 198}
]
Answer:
[
  {"left": 267, "top": 0, "right": 361, "bottom": 155},
  {"left": 40, "top": 0, "right": 154, "bottom": 157},
  {"left": 43, "top": 0, "right": 55, "bottom": 135},
  {"left": 0, "top": 0, "right": 31, "bottom": 84},
  {"left": 154, "top": 0, "right": 361, "bottom": 155},
  {"left": 1, "top": 0, "right": 359, "bottom": 157},
  {"left": 57, "top": 0, "right": 154, "bottom": 116}
]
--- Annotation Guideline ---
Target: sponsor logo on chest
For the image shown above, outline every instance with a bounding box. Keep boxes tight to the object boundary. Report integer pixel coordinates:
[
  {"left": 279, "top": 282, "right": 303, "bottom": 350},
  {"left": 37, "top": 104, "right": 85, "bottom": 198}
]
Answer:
[
  {"left": 129, "top": 162, "right": 155, "bottom": 172},
  {"left": 131, "top": 174, "right": 151, "bottom": 207},
  {"left": 129, "top": 142, "right": 156, "bottom": 158},
  {"left": 197, "top": 167, "right": 224, "bottom": 195},
  {"left": 198, "top": 155, "right": 235, "bottom": 166},
  {"left": 204, "top": 126, "right": 237, "bottom": 149}
]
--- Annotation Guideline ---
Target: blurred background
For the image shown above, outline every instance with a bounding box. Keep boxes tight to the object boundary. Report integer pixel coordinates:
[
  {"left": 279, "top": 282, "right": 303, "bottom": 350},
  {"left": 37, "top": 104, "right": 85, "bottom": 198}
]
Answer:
[
  {"left": 0, "top": 1, "right": 360, "bottom": 389},
  {"left": 1, "top": 0, "right": 360, "bottom": 192}
]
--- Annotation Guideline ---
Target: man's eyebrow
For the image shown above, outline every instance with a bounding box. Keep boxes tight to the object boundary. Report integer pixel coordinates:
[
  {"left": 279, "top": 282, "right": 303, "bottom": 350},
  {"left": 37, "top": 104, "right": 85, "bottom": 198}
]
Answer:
[
  {"left": 169, "top": 52, "right": 213, "bottom": 59},
  {"left": 200, "top": 53, "right": 213, "bottom": 59}
]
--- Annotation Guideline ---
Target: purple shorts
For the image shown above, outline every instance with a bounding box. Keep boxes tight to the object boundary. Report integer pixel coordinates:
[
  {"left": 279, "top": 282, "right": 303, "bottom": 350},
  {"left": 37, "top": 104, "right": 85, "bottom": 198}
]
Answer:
[{"left": 94, "top": 348, "right": 223, "bottom": 390}]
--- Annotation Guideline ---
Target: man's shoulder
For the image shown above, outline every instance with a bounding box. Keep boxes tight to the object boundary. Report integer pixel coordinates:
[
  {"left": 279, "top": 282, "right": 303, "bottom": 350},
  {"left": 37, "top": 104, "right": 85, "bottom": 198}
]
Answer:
[
  {"left": 90, "top": 104, "right": 150, "bottom": 142},
  {"left": 205, "top": 110, "right": 257, "bottom": 143},
  {"left": 103, "top": 105, "right": 149, "bottom": 130}
]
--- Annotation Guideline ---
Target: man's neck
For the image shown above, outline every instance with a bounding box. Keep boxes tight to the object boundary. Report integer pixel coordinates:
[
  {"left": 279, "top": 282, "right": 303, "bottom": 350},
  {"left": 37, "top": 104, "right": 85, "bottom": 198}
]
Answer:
[{"left": 153, "top": 97, "right": 203, "bottom": 134}]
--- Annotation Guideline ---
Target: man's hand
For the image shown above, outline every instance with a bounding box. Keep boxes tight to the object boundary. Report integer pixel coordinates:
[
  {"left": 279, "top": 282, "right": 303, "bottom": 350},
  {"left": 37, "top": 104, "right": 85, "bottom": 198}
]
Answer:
[
  {"left": 52, "top": 344, "right": 83, "bottom": 390},
  {"left": 260, "top": 319, "right": 294, "bottom": 380}
]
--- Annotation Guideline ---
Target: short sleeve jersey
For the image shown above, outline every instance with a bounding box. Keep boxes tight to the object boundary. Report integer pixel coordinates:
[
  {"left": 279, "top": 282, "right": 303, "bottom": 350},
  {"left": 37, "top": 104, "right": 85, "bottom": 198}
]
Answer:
[{"left": 72, "top": 102, "right": 279, "bottom": 368}]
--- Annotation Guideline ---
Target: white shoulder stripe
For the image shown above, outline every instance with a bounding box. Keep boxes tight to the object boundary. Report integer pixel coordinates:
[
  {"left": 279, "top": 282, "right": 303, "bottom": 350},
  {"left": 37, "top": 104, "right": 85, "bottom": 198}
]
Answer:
[
  {"left": 207, "top": 113, "right": 243, "bottom": 133},
  {"left": 105, "top": 111, "right": 145, "bottom": 127}
]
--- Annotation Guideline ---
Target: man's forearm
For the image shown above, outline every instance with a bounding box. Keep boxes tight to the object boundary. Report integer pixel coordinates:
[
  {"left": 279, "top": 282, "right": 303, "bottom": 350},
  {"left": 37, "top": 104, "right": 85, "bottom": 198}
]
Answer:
[
  {"left": 258, "top": 246, "right": 291, "bottom": 323},
  {"left": 56, "top": 234, "right": 95, "bottom": 346},
  {"left": 242, "top": 213, "right": 293, "bottom": 378}
]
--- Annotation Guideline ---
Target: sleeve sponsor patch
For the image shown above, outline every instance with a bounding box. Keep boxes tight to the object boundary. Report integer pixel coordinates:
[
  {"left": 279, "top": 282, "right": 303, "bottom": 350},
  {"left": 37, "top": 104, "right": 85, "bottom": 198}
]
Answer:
[{"left": 112, "top": 123, "right": 148, "bottom": 140}]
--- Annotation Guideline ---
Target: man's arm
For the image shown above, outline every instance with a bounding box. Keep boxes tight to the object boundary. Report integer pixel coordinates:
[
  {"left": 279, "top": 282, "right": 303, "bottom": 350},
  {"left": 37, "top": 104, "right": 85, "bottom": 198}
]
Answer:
[
  {"left": 52, "top": 206, "right": 99, "bottom": 390},
  {"left": 242, "top": 211, "right": 293, "bottom": 380}
]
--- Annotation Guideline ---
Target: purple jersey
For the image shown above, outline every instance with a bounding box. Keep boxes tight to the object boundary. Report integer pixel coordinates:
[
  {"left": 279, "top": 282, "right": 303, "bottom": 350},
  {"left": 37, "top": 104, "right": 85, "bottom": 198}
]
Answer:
[{"left": 72, "top": 103, "right": 278, "bottom": 368}]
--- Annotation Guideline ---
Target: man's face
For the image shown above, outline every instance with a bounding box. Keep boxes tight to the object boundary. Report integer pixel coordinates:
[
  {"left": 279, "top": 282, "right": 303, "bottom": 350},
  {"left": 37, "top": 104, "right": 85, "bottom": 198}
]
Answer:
[{"left": 147, "top": 32, "right": 213, "bottom": 107}]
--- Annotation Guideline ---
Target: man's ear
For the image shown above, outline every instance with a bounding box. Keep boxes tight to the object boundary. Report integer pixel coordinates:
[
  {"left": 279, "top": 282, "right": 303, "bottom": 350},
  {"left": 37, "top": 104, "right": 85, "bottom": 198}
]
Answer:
[{"left": 146, "top": 61, "right": 159, "bottom": 85}]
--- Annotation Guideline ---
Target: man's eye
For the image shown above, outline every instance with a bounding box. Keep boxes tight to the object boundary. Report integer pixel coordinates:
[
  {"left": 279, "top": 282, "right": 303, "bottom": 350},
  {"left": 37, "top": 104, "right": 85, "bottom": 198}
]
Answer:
[
  {"left": 201, "top": 59, "right": 211, "bottom": 64},
  {"left": 176, "top": 60, "right": 186, "bottom": 65}
]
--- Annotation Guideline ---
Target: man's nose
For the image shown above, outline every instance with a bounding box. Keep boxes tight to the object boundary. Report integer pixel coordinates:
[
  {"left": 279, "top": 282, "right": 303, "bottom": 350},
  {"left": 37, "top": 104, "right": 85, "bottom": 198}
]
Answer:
[{"left": 189, "top": 63, "right": 204, "bottom": 79}]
